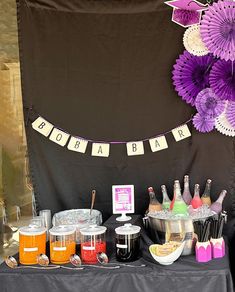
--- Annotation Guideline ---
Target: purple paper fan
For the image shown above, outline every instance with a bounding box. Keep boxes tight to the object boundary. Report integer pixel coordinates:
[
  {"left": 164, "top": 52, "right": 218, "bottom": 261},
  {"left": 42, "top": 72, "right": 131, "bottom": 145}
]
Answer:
[
  {"left": 172, "top": 51, "right": 216, "bottom": 106},
  {"left": 200, "top": 0, "right": 235, "bottom": 61},
  {"left": 195, "top": 88, "right": 226, "bottom": 118},
  {"left": 193, "top": 113, "right": 215, "bottom": 132},
  {"left": 209, "top": 59, "right": 235, "bottom": 101},
  {"left": 173, "top": 9, "right": 201, "bottom": 27},
  {"left": 226, "top": 101, "right": 235, "bottom": 128}
]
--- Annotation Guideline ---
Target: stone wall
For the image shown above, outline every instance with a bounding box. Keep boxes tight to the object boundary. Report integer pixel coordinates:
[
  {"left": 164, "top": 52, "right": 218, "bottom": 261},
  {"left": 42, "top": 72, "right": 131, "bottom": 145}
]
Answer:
[{"left": 0, "top": 0, "right": 19, "bottom": 67}]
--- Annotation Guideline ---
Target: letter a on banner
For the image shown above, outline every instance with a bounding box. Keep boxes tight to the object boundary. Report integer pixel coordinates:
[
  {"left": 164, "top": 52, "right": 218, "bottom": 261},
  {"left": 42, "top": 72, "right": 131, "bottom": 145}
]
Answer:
[
  {"left": 49, "top": 128, "right": 70, "bottom": 146},
  {"left": 32, "top": 116, "right": 54, "bottom": 137},
  {"left": 92, "top": 143, "right": 110, "bottom": 157},
  {"left": 172, "top": 124, "right": 191, "bottom": 142},
  {"left": 149, "top": 135, "right": 168, "bottom": 152},
  {"left": 126, "top": 141, "right": 144, "bottom": 156}
]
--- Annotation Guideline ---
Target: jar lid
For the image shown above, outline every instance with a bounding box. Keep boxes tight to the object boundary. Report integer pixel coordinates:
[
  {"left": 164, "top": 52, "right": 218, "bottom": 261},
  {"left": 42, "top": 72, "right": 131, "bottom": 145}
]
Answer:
[
  {"left": 115, "top": 224, "right": 141, "bottom": 235},
  {"left": 80, "top": 224, "right": 107, "bottom": 236},
  {"left": 19, "top": 225, "right": 47, "bottom": 236},
  {"left": 49, "top": 225, "right": 76, "bottom": 236}
]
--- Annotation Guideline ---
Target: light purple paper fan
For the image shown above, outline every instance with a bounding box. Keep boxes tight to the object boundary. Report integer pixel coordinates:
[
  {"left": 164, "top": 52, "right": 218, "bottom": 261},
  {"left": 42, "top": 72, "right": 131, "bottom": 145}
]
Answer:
[
  {"left": 172, "top": 51, "right": 216, "bottom": 106},
  {"left": 195, "top": 88, "right": 226, "bottom": 118},
  {"left": 193, "top": 113, "right": 215, "bottom": 132},
  {"left": 226, "top": 101, "right": 235, "bottom": 128},
  {"left": 209, "top": 59, "right": 235, "bottom": 101},
  {"left": 200, "top": 0, "right": 235, "bottom": 61}
]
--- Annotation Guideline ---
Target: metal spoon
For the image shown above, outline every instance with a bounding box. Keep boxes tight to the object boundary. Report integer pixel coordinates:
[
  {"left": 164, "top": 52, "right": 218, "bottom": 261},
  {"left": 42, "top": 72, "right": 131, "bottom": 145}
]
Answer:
[
  {"left": 5, "top": 256, "right": 59, "bottom": 270},
  {"left": 97, "top": 252, "right": 146, "bottom": 268},
  {"left": 37, "top": 254, "right": 61, "bottom": 269},
  {"left": 70, "top": 254, "right": 120, "bottom": 269}
]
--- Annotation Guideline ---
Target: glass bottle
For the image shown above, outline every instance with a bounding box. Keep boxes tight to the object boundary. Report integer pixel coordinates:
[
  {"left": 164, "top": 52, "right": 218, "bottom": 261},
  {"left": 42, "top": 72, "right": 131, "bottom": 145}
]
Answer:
[
  {"left": 147, "top": 187, "right": 162, "bottom": 212},
  {"left": 182, "top": 175, "right": 192, "bottom": 205},
  {"left": 210, "top": 190, "right": 227, "bottom": 214},
  {"left": 161, "top": 185, "right": 171, "bottom": 210},
  {"left": 201, "top": 179, "right": 212, "bottom": 206},
  {"left": 172, "top": 181, "right": 188, "bottom": 216},
  {"left": 170, "top": 180, "right": 179, "bottom": 210},
  {"left": 191, "top": 184, "right": 202, "bottom": 209}
]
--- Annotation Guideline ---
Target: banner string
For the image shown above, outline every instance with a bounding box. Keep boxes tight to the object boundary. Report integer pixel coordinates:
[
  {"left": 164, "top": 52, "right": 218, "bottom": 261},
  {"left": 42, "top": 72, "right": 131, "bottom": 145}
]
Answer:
[{"left": 25, "top": 106, "right": 193, "bottom": 144}]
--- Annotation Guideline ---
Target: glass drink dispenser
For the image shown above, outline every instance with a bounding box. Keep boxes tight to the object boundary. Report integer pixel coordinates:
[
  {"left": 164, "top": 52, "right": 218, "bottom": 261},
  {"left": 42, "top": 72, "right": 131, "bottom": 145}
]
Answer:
[
  {"left": 80, "top": 225, "right": 107, "bottom": 264},
  {"left": 19, "top": 225, "right": 47, "bottom": 265},
  {"left": 49, "top": 225, "right": 76, "bottom": 264}
]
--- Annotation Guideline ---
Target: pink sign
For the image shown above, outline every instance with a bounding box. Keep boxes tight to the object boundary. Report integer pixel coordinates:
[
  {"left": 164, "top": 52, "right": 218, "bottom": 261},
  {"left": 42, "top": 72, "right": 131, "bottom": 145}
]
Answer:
[{"left": 112, "top": 185, "right": 134, "bottom": 214}]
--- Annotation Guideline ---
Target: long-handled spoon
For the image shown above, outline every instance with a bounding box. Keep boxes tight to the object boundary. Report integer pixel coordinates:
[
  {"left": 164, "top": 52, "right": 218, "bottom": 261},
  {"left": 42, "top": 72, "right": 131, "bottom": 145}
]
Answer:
[
  {"left": 5, "top": 256, "right": 60, "bottom": 270},
  {"left": 97, "top": 252, "right": 146, "bottom": 268},
  {"left": 69, "top": 254, "right": 120, "bottom": 269},
  {"left": 37, "top": 254, "right": 84, "bottom": 270}
]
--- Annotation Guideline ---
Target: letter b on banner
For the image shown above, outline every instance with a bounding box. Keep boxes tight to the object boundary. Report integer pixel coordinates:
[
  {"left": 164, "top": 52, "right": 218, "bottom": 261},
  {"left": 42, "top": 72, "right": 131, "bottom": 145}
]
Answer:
[
  {"left": 32, "top": 117, "right": 54, "bottom": 137},
  {"left": 126, "top": 141, "right": 144, "bottom": 156}
]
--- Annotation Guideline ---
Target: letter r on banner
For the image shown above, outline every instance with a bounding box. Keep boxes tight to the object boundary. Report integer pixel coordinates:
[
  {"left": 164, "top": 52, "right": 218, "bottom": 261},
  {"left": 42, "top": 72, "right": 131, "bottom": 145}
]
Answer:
[
  {"left": 126, "top": 141, "right": 144, "bottom": 156},
  {"left": 49, "top": 128, "right": 70, "bottom": 146},
  {"left": 32, "top": 116, "right": 54, "bottom": 137},
  {"left": 92, "top": 143, "right": 110, "bottom": 157},
  {"left": 172, "top": 124, "right": 191, "bottom": 142}
]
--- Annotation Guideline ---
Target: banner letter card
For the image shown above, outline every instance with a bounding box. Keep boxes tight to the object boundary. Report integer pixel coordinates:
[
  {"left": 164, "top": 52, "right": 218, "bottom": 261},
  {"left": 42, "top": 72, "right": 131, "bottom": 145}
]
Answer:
[
  {"left": 172, "top": 124, "right": 191, "bottom": 141},
  {"left": 49, "top": 128, "right": 70, "bottom": 146},
  {"left": 126, "top": 141, "right": 144, "bottom": 156},
  {"left": 67, "top": 137, "right": 88, "bottom": 153},
  {"left": 32, "top": 117, "right": 54, "bottom": 137},
  {"left": 149, "top": 135, "right": 168, "bottom": 152},
  {"left": 92, "top": 143, "right": 110, "bottom": 157}
]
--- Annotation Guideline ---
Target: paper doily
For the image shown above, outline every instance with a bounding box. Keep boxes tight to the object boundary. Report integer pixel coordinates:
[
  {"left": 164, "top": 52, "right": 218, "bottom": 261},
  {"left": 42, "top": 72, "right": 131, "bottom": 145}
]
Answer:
[
  {"left": 215, "top": 103, "right": 235, "bottom": 137},
  {"left": 183, "top": 25, "right": 209, "bottom": 56}
]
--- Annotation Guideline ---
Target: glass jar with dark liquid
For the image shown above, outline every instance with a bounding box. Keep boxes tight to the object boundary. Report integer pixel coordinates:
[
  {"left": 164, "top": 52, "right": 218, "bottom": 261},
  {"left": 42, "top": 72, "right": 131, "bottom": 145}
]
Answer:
[{"left": 115, "top": 224, "right": 141, "bottom": 262}]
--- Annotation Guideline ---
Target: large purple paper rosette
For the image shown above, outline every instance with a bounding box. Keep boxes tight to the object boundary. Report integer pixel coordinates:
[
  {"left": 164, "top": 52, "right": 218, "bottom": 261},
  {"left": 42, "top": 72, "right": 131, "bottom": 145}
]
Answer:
[
  {"left": 209, "top": 59, "right": 235, "bottom": 101},
  {"left": 226, "top": 101, "right": 235, "bottom": 128},
  {"left": 193, "top": 113, "right": 215, "bottom": 133},
  {"left": 195, "top": 88, "right": 226, "bottom": 118},
  {"left": 172, "top": 51, "right": 215, "bottom": 106},
  {"left": 200, "top": 0, "right": 235, "bottom": 61}
]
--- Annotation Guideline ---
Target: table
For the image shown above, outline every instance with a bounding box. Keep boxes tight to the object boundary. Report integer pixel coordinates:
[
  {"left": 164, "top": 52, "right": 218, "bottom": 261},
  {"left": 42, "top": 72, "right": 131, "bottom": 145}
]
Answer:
[{"left": 0, "top": 215, "right": 233, "bottom": 292}]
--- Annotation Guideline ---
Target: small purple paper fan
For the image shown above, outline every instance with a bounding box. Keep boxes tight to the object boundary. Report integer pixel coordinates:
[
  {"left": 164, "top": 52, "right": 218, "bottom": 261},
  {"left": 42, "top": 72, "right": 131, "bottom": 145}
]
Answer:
[
  {"left": 200, "top": 0, "right": 235, "bottom": 61},
  {"left": 193, "top": 113, "right": 215, "bottom": 132},
  {"left": 209, "top": 59, "right": 235, "bottom": 101},
  {"left": 226, "top": 101, "right": 235, "bottom": 128},
  {"left": 173, "top": 9, "right": 201, "bottom": 27},
  {"left": 195, "top": 88, "right": 226, "bottom": 118},
  {"left": 172, "top": 51, "right": 216, "bottom": 106}
]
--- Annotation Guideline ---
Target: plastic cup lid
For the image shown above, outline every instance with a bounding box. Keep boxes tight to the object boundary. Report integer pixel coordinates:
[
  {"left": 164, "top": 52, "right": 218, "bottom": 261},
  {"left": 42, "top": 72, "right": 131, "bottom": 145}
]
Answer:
[
  {"left": 80, "top": 224, "right": 107, "bottom": 236},
  {"left": 49, "top": 225, "right": 76, "bottom": 236},
  {"left": 19, "top": 225, "right": 47, "bottom": 236},
  {"left": 115, "top": 223, "right": 141, "bottom": 235}
]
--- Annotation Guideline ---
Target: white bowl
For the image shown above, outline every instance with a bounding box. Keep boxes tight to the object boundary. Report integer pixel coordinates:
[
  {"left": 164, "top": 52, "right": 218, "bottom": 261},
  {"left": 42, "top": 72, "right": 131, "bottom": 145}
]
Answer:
[{"left": 149, "top": 241, "right": 185, "bottom": 265}]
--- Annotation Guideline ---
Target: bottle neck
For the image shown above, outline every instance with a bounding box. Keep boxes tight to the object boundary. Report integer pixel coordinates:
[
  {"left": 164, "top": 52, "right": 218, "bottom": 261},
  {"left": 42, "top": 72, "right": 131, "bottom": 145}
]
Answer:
[
  {"left": 216, "top": 191, "right": 227, "bottom": 204},
  {"left": 194, "top": 185, "right": 200, "bottom": 198},
  {"left": 203, "top": 182, "right": 211, "bottom": 197}
]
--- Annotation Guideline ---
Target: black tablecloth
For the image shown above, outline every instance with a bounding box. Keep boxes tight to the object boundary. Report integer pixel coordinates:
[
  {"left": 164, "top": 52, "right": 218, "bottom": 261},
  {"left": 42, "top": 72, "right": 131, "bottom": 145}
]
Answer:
[{"left": 0, "top": 215, "right": 233, "bottom": 292}]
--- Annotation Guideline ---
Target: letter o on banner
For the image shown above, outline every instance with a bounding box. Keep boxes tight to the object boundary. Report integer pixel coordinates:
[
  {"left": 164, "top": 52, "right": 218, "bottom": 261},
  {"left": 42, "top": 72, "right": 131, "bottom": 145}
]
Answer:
[{"left": 49, "top": 128, "right": 70, "bottom": 146}]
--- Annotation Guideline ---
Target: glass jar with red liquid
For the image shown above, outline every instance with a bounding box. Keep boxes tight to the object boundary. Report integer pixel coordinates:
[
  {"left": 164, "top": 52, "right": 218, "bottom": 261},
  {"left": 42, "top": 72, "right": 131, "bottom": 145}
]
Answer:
[{"left": 80, "top": 225, "right": 107, "bottom": 264}]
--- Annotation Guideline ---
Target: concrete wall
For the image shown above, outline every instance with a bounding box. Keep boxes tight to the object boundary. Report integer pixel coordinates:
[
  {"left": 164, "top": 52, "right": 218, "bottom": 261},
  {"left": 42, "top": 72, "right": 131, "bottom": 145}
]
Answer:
[{"left": 0, "top": 0, "right": 19, "bottom": 67}]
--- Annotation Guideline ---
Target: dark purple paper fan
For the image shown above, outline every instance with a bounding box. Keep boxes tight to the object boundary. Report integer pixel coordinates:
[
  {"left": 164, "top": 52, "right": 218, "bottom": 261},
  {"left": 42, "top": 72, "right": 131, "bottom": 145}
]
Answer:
[
  {"left": 193, "top": 113, "right": 215, "bottom": 132},
  {"left": 226, "top": 101, "right": 235, "bottom": 128},
  {"left": 172, "top": 51, "right": 216, "bottom": 106},
  {"left": 209, "top": 59, "right": 235, "bottom": 101},
  {"left": 200, "top": 0, "right": 235, "bottom": 61},
  {"left": 195, "top": 88, "right": 226, "bottom": 118}
]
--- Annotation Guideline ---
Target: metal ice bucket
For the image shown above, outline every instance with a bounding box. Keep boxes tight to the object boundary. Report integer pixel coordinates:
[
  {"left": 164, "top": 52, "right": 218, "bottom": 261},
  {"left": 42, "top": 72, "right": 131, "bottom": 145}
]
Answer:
[{"left": 146, "top": 214, "right": 196, "bottom": 255}]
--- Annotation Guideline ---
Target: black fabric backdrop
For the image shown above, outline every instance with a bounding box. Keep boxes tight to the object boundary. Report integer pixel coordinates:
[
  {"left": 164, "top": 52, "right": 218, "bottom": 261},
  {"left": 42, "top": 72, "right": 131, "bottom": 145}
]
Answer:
[{"left": 17, "top": 0, "right": 235, "bottom": 273}]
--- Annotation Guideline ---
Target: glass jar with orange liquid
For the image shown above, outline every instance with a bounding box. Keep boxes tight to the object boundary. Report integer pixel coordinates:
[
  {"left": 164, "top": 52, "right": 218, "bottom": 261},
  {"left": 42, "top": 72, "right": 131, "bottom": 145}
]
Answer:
[
  {"left": 49, "top": 225, "right": 76, "bottom": 264},
  {"left": 19, "top": 225, "right": 47, "bottom": 265},
  {"left": 80, "top": 225, "right": 107, "bottom": 264}
]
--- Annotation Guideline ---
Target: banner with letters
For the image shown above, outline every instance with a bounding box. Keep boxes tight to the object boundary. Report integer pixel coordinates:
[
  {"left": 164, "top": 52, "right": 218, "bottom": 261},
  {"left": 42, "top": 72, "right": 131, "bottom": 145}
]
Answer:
[{"left": 32, "top": 115, "right": 192, "bottom": 157}]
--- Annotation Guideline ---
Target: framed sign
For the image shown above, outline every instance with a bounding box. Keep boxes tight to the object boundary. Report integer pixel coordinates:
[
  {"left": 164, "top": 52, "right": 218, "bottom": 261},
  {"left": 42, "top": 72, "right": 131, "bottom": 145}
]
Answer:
[{"left": 112, "top": 185, "right": 134, "bottom": 221}]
